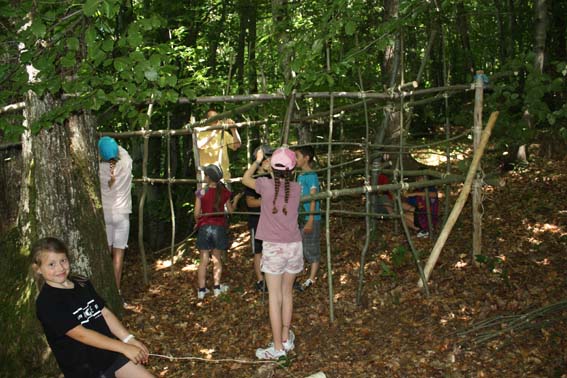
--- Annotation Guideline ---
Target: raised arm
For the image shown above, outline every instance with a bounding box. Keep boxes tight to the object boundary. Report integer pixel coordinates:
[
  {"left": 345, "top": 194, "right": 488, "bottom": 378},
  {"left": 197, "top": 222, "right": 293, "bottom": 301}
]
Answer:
[
  {"left": 227, "top": 119, "right": 241, "bottom": 151},
  {"left": 242, "top": 149, "right": 264, "bottom": 190}
]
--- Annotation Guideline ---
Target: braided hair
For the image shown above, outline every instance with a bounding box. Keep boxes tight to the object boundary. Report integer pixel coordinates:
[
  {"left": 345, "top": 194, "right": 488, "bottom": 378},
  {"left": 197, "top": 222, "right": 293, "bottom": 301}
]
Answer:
[{"left": 272, "top": 169, "right": 292, "bottom": 215}]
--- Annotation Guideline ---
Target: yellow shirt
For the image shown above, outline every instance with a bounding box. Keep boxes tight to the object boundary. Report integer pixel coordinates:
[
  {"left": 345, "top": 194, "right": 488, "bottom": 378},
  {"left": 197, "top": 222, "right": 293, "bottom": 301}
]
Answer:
[{"left": 196, "top": 130, "right": 235, "bottom": 179}]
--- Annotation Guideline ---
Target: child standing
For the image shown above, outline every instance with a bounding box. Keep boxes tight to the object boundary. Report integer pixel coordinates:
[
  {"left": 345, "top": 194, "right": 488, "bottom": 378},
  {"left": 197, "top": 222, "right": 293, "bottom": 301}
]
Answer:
[
  {"left": 98, "top": 136, "right": 132, "bottom": 297},
  {"left": 244, "top": 145, "right": 273, "bottom": 292},
  {"left": 242, "top": 146, "right": 303, "bottom": 360},
  {"left": 32, "top": 237, "right": 154, "bottom": 378},
  {"left": 195, "top": 164, "right": 242, "bottom": 299},
  {"left": 295, "top": 146, "right": 321, "bottom": 290}
]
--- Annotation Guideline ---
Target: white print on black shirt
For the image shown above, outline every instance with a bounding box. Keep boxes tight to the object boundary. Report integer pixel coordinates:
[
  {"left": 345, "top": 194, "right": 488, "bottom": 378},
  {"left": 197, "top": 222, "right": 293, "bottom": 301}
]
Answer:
[{"left": 72, "top": 300, "right": 102, "bottom": 325}]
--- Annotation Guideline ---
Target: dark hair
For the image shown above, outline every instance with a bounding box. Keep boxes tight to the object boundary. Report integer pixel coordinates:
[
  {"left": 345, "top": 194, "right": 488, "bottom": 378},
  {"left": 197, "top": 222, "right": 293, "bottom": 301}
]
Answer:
[
  {"left": 295, "top": 145, "right": 316, "bottom": 167},
  {"left": 213, "top": 182, "right": 226, "bottom": 212},
  {"left": 272, "top": 169, "right": 293, "bottom": 215}
]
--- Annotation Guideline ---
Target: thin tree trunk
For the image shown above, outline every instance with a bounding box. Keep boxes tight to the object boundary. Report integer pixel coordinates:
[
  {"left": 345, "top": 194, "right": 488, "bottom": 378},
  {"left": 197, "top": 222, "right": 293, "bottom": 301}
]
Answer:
[
  {"left": 456, "top": 1, "right": 475, "bottom": 79},
  {"left": 272, "top": 0, "right": 294, "bottom": 83},
  {"left": 534, "top": 0, "right": 548, "bottom": 72}
]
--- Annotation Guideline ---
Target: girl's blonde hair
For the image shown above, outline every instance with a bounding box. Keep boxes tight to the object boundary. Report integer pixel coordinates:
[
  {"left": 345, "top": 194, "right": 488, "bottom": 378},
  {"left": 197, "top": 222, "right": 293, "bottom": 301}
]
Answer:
[{"left": 30, "top": 237, "right": 85, "bottom": 290}]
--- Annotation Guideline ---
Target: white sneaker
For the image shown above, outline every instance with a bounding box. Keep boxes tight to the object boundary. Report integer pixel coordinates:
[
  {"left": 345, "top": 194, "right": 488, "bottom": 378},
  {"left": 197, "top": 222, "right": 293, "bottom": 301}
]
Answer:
[
  {"left": 283, "top": 330, "right": 295, "bottom": 352},
  {"left": 417, "top": 230, "right": 429, "bottom": 238},
  {"left": 268, "top": 330, "right": 295, "bottom": 352},
  {"left": 255, "top": 345, "right": 286, "bottom": 360},
  {"left": 302, "top": 279, "right": 314, "bottom": 290},
  {"left": 197, "top": 288, "right": 209, "bottom": 300},
  {"left": 213, "top": 284, "right": 229, "bottom": 297}
]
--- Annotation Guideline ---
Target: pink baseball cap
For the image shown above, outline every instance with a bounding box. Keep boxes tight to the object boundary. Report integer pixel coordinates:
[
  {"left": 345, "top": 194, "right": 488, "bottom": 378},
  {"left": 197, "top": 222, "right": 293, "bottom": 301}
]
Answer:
[{"left": 270, "top": 147, "right": 296, "bottom": 170}]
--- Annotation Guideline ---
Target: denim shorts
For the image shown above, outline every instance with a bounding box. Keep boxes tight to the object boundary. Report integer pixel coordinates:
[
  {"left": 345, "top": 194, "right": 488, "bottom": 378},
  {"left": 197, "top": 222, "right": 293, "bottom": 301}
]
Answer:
[
  {"left": 196, "top": 224, "right": 229, "bottom": 251},
  {"left": 301, "top": 220, "right": 321, "bottom": 264}
]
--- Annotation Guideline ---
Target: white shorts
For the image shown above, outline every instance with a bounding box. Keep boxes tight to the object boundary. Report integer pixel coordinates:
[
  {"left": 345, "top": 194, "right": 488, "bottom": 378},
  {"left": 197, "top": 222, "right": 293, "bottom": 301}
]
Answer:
[
  {"left": 104, "top": 212, "right": 130, "bottom": 249},
  {"left": 261, "top": 241, "right": 304, "bottom": 275}
]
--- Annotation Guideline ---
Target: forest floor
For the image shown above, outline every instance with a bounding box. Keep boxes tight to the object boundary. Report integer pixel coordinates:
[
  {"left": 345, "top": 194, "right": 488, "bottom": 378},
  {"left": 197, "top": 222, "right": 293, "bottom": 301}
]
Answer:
[{"left": 121, "top": 155, "right": 567, "bottom": 378}]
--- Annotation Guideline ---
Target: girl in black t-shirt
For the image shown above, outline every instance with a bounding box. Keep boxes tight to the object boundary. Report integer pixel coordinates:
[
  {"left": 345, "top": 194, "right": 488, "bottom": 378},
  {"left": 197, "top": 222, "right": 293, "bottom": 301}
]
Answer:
[{"left": 31, "top": 237, "right": 155, "bottom": 378}]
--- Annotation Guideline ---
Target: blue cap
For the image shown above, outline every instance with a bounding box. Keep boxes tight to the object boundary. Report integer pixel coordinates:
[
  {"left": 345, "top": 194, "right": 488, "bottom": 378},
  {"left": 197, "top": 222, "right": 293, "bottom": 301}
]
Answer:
[{"left": 98, "top": 137, "right": 118, "bottom": 161}]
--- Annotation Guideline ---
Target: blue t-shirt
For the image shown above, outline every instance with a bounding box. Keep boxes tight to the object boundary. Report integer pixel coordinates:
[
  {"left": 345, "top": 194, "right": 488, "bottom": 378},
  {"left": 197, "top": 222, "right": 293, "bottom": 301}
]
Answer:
[{"left": 298, "top": 171, "right": 321, "bottom": 222}]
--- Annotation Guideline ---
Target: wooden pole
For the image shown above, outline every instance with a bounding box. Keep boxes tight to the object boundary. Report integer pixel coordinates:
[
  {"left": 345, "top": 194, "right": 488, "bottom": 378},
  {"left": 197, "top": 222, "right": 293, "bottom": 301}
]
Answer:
[
  {"left": 418, "top": 111, "right": 499, "bottom": 287},
  {"left": 137, "top": 101, "right": 154, "bottom": 286},
  {"left": 325, "top": 95, "right": 335, "bottom": 322},
  {"left": 472, "top": 71, "right": 484, "bottom": 262}
]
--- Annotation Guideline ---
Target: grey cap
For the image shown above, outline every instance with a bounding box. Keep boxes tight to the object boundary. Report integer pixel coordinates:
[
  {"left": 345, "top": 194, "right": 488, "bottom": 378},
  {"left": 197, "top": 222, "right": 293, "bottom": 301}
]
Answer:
[{"left": 204, "top": 164, "right": 223, "bottom": 182}]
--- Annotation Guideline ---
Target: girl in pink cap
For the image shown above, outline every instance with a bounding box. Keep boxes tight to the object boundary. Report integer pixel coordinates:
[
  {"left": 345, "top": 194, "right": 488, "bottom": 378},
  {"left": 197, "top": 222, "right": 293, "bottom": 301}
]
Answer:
[{"left": 242, "top": 146, "right": 303, "bottom": 360}]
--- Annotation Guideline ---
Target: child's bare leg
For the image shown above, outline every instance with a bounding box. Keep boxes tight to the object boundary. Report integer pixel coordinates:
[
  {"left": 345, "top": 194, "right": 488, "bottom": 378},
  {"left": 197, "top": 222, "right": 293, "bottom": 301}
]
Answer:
[
  {"left": 265, "top": 273, "right": 284, "bottom": 350},
  {"left": 197, "top": 250, "right": 210, "bottom": 288},
  {"left": 308, "top": 262, "right": 319, "bottom": 282},
  {"left": 254, "top": 253, "right": 263, "bottom": 281},
  {"left": 281, "top": 272, "right": 296, "bottom": 341},
  {"left": 112, "top": 247, "right": 125, "bottom": 291},
  {"left": 212, "top": 249, "right": 222, "bottom": 285},
  {"left": 115, "top": 361, "right": 155, "bottom": 378}
]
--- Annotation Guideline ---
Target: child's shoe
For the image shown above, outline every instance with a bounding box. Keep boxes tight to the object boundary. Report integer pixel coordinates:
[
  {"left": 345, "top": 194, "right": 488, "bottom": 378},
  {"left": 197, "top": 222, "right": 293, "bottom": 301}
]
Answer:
[
  {"left": 293, "top": 280, "right": 304, "bottom": 292},
  {"left": 302, "top": 279, "right": 314, "bottom": 290},
  {"left": 197, "top": 288, "right": 209, "bottom": 300},
  {"left": 213, "top": 284, "right": 229, "bottom": 297},
  {"left": 417, "top": 230, "right": 429, "bottom": 238},
  {"left": 283, "top": 330, "right": 295, "bottom": 352},
  {"left": 268, "top": 330, "right": 295, "bottom": 352},
  {"left": 255, "top": 280, "right": 267, "bottom": 292},
  {"left": 255, "top": 345, "right": 286, "bottom": 360}
]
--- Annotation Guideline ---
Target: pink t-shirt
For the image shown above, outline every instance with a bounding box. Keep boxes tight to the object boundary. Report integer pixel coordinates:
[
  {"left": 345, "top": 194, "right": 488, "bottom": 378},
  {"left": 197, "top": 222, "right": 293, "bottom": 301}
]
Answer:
[{"left": 254, "top": 177, "right": 302, "bottom": 243}]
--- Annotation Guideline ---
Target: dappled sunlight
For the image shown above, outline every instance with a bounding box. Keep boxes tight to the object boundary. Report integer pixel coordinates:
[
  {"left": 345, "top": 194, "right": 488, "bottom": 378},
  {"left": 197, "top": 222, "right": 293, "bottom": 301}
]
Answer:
[
  {"left": 181, "top": 262, "right": 199, "bottom": 272},
  {"left": 412, "top": 147, "right": 468, "bottom": 167},
  {"left": 198, "top": 348, "right": 215, "bottom": 359},
  {"left": 528, "top": 222, "right": 563, "bottom": 235}
]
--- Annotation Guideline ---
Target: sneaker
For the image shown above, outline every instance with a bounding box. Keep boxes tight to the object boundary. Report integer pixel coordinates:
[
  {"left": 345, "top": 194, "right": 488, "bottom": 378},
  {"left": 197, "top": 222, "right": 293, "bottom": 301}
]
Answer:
[
  {"left": 213, "top": 284, "right": 229, "bottom": 297},
  {"left": 197, "top": 288, "right": 209, "bottom": 300},
  {"left": 302, "top": 279, "right": 314, "bottom": 290},
  {"left": 417, "top": 230, "right": 429, "bottom": 238},
  {"left": 255, "top": 280, "right": 267, "bottom": 292},
  {"left": 283, "top": 330, "right": 295, "bottom": 352},
  {"left": 268, "top": 330, "right": 295, "bottom": 352},
  {"left": 255, "top": 345, "right": 286, "bottom": 360},
  {"left": 293, "top": 280, "right": 304, "bottom": 292}
]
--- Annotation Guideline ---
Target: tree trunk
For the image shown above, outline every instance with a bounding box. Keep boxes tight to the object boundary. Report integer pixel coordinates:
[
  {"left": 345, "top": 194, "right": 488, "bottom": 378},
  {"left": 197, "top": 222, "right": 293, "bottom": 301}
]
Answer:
[
  {"left": 0, "top": 144, "right": 21, "bottom": 235},
  {"left": 272, "top": 0, "right": 294, "bottom": 83},
  {"left": 456, "top": 1, "right": 475, "bottom": 80},
  {"left": 1, "top": 92, "right": 120, "bottom": 377},
  {"left": 533, "top": 0, "right": 548, "bottom": 72},
  {"left": 247, "top": 1, "right": 258, "bottom": 94},
  {"left": 235, "top": 0, "right": 248, "bottom": 93}
]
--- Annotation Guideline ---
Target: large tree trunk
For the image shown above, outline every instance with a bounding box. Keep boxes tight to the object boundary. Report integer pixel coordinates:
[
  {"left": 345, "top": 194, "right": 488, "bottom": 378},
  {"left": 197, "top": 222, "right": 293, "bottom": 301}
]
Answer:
[{"left": 1, "top": 92, "right": 120, "bottom": 377}]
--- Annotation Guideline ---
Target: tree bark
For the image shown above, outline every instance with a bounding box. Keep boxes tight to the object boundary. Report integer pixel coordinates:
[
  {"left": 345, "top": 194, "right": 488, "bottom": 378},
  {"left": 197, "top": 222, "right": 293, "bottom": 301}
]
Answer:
[
  {"left": 456, "top": 1, "right": 475, "bottom": 80},
  {"left": 533, "top": 0, "right": 548, "bottom": 72},
  {"left": 272, "top": 0, "right": 294, "bottom": 83}
]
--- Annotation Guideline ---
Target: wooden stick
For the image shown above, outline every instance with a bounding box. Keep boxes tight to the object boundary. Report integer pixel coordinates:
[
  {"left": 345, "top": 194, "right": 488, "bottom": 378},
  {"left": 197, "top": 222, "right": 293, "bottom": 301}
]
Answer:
[{"left": 418, "top": 111, "right": 499, "bottom": 287}]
